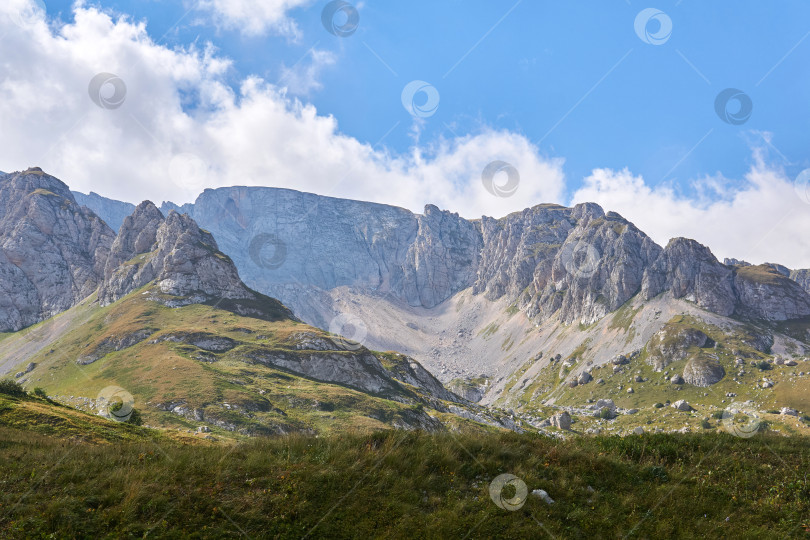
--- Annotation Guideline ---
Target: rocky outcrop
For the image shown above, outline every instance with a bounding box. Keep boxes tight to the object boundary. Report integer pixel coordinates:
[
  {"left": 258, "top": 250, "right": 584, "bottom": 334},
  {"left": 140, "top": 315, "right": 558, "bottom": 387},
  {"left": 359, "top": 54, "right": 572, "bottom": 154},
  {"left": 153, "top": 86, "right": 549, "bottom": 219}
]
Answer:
[
  {"left": 76, "top": 328, "right": 156, "bottom": 365},
  {"left": 734, "top": 265, "right": 810, "bottom": 321},
  {"left": 0, "top": 168, "right": 114, "bottom": 332},
  {"left": 550, "top": 411, "right": 571, "bottom": 430},
  {"left": 646, "top": 326, "right": 710, "bottom": 371},
  {"left": 475, "top": 204, "right": 662, "bottom": 324},
  {"left": 244, "top": 348, "right": 401, "bottom": 396},
  {"left": 102, "top": 201, "right": 164, "bottom": 278},
  {"left": 682, "top": 356, "right": 725, "bottom": 387},
  {"left": 642, "top": 238, "right": 736, "bottom": 316},
  {"left": 149, "top": 332, "right": 237, "bottom": 353},
  {"left": 789, "top": 268, "right": 810, "bottom": 296},
  {"left": 98, "top": 206, "right": 295, "bottom": 320}
]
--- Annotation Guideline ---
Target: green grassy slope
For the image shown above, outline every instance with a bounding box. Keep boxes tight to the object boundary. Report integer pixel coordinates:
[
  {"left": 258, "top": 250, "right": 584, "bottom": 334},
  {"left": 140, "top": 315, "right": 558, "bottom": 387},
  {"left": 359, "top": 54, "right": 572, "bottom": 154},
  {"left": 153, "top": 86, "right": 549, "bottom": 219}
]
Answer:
[
  {"left": 0, "top": 285, "right": 484, "bottom": 439},
  {"left": 0, "top": 426, "right": 808, "bottom": 538}
]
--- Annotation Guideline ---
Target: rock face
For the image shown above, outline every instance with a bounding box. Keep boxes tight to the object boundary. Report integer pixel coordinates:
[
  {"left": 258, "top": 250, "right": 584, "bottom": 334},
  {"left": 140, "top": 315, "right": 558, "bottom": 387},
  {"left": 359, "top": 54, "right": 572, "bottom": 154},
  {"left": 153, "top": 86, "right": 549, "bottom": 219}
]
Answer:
[
  {"left": 98, "top": 203, "right": 295, "bottom": 321},
  {"left": 52, "top": 181, "right": 810, "bottom": 333},
  {"left": 0, "top": 169, "right": 114, "bottom": 332},
  {"left": 474, "top": 204, "right": 662, "bottom": 325},
  {"left": 789, "top": 268, "right": 810, "bottom": 296},
  {"left": 161, "top": 187, "right": 481, "bottom": 312},
  {"left": 734, "top": 265, "right": 810, "bottom": 321},
  {"left": 642, "top": 238, "right": 736, "bottom": 316},
  {"left": 682, "top": 357, "right": 725, "bottom": 387}
]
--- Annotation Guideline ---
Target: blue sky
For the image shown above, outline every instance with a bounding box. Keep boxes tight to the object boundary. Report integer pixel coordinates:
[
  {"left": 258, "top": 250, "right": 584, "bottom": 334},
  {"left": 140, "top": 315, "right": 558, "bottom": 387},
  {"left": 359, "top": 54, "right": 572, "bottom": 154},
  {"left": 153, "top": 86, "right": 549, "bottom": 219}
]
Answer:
[
  {"left": 41, "top": 0, "right": 810, "bottom": 196},
  {"left": 2, "top": 0, "right": 810, "bottom": 265}
]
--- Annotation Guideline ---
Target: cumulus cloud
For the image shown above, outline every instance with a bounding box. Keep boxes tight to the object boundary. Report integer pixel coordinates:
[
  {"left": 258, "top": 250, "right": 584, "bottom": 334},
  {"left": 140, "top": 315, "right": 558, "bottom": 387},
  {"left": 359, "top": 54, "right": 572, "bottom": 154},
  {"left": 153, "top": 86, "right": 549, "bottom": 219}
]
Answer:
[
  {"left": 0, "top": 2, "right": 565, "bottom": 222},
  {"left": 278, "top": 49, "right": 337, "bottom": 95},
  {"left": 571, "top": 153, "right": 810, "bottom": 268},
  {"left": 195, "top": 0, "right": 315, "bottom": 38},
  {"left": 3, "top": 2, "right": 806, "bottom": 267}
]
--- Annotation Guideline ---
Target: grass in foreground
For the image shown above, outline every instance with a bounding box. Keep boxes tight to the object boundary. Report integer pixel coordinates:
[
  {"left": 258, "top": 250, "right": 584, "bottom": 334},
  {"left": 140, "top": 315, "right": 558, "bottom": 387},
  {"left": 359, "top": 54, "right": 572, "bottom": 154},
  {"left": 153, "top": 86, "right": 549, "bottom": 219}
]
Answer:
[{"left": 0, "top": 427, "right": 809, "bottom": 538}]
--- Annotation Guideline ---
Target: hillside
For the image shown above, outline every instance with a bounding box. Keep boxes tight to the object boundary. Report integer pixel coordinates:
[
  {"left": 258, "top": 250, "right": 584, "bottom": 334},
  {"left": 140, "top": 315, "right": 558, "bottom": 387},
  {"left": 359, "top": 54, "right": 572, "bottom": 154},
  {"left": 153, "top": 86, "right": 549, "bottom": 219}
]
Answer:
[
  {"left": 0, "top": 425, "right": 808, "bottom": 538},
  {"left": 0, "top": 283, "right": 510, "bottom": 437}
]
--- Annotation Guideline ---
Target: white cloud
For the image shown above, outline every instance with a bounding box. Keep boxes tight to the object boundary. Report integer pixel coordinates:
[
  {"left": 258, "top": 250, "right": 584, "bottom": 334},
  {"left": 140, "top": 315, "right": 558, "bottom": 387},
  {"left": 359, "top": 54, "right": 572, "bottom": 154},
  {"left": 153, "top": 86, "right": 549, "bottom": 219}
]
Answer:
[
  {"left": 0, "top": 3, "right": 565, "bottom": 222},
  {"left": 3, "top": 3, "right": 807, "bottom": 268},
  {"left": 571, "top": 153, "right": 810, "bottom": 269},
  {"left": 195, "top": 0, "right": 315, "bottom": 38},
  {"left": 278, "top": 49, "right": 336, "bottom": 95}
]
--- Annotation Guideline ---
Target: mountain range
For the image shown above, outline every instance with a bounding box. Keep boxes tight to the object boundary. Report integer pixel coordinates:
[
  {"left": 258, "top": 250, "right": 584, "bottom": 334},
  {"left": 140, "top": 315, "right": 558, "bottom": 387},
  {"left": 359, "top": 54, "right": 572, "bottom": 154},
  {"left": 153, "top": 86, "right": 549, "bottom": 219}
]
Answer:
[{"left": 1, "top": 167, "right": 809, "bottom": 437}]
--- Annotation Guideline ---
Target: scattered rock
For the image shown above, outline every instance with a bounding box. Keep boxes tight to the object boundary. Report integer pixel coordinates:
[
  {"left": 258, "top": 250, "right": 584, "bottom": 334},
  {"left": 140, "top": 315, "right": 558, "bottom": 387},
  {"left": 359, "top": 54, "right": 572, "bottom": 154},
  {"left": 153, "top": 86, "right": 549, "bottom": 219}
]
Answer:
[
  {"left": 785, "top": 360, "right": 798, "bottom": 367},
  {"left": 596, "top": 398, "right": 616, "bottom": 410},
  {"left": 633, "top": 426, "right": 644, "bottom": 435},
  {"left": 578, "top": 372, "right": 592, "bottom": 385},
  {"left": 672, "top": 400, "right": 692, "bottom": 412},
  {"left": 626, "top": 387, "right": 634, "bottom": 394},
  {"left": 594, "top": 407, "right": 616, "bottom": 419},
  {"left": 670, "top": 374, "right": 684, "bottom": 385},
  {"left": 780, "top": 407, "right": 799, "bottom": 416},
  {"left": 612, "top": 355, "right": 629, "bottom": 366},
  {"left": 531, "top": 489, "right": 555, "bottom": 505},
  {"left": 550, "top": 411, "right": 572, "bottom": 430},
  {"left": 562, "top": 358, "right": 576, "bottom": 369}
]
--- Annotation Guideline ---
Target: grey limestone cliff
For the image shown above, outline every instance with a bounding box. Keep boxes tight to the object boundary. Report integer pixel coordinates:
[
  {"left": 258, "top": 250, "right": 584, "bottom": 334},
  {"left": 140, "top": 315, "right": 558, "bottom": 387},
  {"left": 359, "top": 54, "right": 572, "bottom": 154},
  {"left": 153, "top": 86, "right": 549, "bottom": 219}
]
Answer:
[
  {"left": 0, "top": 168, "right": 114, "bottom": 331},
  {"left": 71, "top": 184, "right": 810, "bottom": 326}
]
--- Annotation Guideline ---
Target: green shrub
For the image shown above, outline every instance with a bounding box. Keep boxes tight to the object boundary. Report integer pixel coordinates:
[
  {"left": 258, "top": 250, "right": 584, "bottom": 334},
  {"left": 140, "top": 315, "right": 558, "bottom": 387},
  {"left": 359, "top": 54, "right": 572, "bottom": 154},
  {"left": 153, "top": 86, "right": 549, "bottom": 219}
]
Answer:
[
  {"left": 757, "top": 361, "right": 772, "bottom": 371},
  {"left": 701, "top": 419, "right": 712, "bottom": 429},
  {"left": 711, "top": 411, "right": 725, "bottom": 420},
  {"left": 654, "top": 403, "right": 664, "bottom": 409},
  {"left": 0, "top": 379, "right": 27, "bottom": 398},
  {"left": 109, "top": 400, "right": 143, "bottom": 426},
  {"left": 32, "top": 387, "right": 48, "bottom": 399},
  {"left": 127, "top": 408, "right": 143, "bottom": 426}
]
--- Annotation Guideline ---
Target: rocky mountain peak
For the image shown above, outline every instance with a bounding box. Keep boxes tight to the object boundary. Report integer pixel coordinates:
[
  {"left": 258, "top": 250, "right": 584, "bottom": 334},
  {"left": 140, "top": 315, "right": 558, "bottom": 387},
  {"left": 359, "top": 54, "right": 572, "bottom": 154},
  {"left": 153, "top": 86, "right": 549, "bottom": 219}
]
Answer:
[
  {"left": 104, "top": 201, "right": 164, "bottom": 278},
  {"left": 642, "top": 237, "right": 736, "bottom": 315},
  {"left": 98, "top": 204, "right": 294, "bottom": 321},
  {"left": 0, "top": 168, "right": 114, "bottom": 332},
  {"left": 570, "top": 201, "right": 605, "bottom": 223}
]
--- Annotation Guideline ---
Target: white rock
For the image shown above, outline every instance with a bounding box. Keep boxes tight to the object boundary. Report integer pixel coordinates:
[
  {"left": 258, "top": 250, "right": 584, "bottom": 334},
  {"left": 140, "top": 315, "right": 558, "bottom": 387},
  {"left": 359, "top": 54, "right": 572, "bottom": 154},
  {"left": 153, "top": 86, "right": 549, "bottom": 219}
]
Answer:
[
  {"left": 530, "top": 489, "right": 554, "bottom": 505},
  {"left": 672, "top": 400, "right": 692, "bottom": 412}
]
